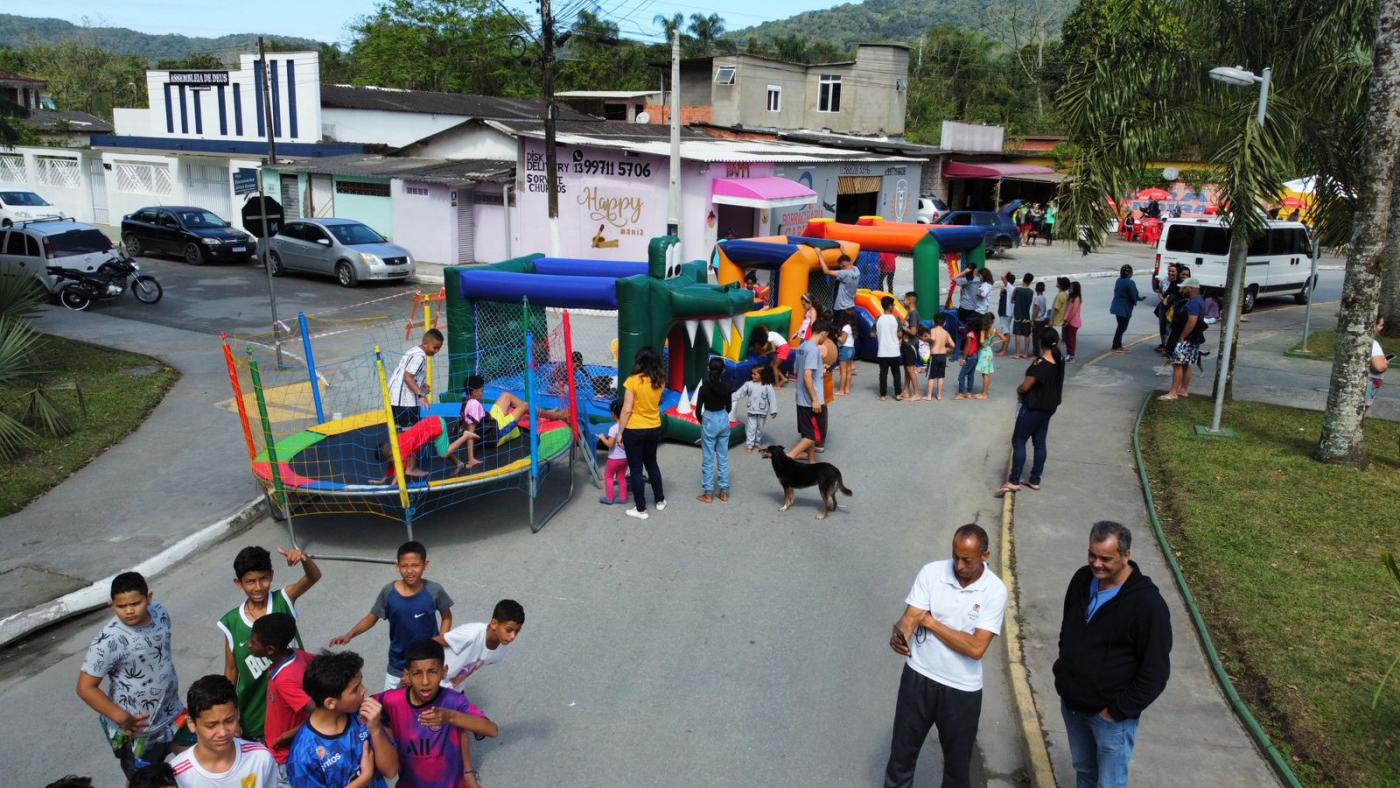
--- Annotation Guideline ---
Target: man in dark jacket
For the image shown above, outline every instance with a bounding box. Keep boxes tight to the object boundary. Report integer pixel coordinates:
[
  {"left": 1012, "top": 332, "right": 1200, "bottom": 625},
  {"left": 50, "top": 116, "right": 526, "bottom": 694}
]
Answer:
[{"left": 1053, "top": 521, "right": 1171, "bottom": 788}]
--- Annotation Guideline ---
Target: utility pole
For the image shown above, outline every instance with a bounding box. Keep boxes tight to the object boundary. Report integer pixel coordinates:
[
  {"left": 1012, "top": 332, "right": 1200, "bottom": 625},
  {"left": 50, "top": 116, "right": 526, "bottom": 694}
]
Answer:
[
  {"left": 256, "top": 36, "right": 285, "bottom": 368},
  {"left": 540, "top": 0, "right": 560, "bottom": 256},
  {"left": 666, "top": 28, "right": 681, "bottom": 238}
]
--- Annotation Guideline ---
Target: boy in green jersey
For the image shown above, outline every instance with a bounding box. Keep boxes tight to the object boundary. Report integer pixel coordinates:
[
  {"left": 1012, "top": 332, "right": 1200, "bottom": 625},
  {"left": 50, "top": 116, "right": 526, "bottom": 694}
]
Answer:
[{"left": 216, "top": 545, "right": 321, "bottom": 740}]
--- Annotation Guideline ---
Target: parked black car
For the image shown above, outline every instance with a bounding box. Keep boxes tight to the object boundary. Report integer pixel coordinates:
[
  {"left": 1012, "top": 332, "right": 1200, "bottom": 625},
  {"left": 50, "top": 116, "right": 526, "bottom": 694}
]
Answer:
[
  {"left": 937, "top": 199, "right": 1025, "bottom": 256},
  {"left": 121, "top": 206, "right": 255, "bottom": 265}
]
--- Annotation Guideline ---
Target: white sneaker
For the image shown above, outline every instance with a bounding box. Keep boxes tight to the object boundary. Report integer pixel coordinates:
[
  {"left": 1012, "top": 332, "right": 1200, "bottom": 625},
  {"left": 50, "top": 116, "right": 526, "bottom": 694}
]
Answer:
[
  {"left": 655, "top": 500, "right": 667, "bottom": 511},
  {"left": 624, "top": 508, "right": 649, "bottom": 520}
]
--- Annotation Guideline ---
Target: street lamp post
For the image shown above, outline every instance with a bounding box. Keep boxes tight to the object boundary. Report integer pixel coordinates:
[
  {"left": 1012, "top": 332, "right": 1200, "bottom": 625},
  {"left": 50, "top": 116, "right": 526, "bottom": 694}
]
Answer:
[{"left": 1202, "top": 65, "right": 1270, "bottom": 437}]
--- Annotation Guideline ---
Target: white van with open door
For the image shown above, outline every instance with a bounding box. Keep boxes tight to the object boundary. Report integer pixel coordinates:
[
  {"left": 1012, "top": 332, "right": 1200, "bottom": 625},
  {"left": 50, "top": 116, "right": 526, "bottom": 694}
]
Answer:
[{"left": 1154, "top": 218, "right": 1314, "bottom": 313}]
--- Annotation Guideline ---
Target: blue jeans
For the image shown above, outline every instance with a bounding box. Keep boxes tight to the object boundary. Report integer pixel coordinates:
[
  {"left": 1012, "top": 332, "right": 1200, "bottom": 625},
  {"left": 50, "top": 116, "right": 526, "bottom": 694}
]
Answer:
[
  {"left": 1009, "top": 405, "right": 1052, "bottom": 485},
  {"left": 1061, "top": 700, "right": 1140, "bottom": 788},
  {"left": 700, "top": 409, "right": 730, "bottom": 493},
  {"left": 957, "top": 355, "right": 977, "bottom": 394}
]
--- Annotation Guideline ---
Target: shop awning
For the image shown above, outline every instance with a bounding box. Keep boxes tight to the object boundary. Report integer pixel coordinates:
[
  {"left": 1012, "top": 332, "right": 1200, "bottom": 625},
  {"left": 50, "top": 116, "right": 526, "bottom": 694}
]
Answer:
[
  {"left": 711, "top": 176, "right": 817, "bottom": 209},
  {"left": 945, "top": 160, "right": 1057, "bottom": 179}
]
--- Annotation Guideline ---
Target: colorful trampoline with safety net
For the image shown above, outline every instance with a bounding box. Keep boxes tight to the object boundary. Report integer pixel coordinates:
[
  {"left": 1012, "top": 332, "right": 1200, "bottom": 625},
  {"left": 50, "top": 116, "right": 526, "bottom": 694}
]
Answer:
[{"left": 250, "top": 404, "right": 574, "bottom": 495}]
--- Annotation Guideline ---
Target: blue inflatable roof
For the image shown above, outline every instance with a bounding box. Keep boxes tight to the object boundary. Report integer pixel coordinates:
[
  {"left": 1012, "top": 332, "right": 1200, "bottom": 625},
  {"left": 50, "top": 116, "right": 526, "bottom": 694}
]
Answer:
[
  {"left": 929, "top": 226, "right": 987, "bottom": 253},
  {"left": 460, "top": 270, "right": 619, "bottom": 309},
  {"left": 717, "top": 239, "right": 796, "bottom": 268},
  {"left": 531, "top": 258, "right": 647, "bottom": 278}
]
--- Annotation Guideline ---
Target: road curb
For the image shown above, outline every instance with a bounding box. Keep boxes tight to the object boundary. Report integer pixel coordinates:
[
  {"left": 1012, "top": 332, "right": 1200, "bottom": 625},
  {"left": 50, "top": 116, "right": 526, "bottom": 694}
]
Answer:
[
  {"left": 0, "top": 496, "right": 266, "bottom": 648},
  {"left": 999, "top": 463, "right": 1059, "bottom": 787}
]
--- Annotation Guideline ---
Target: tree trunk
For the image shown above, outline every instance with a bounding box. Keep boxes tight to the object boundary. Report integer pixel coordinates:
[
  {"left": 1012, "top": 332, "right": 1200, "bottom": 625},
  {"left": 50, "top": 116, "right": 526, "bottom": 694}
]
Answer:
[
  {"left": 1381, "top": 165, "right": 1400, "bottom": 335},
  {"left": 1316, "top": 0, "right": 1400, "bottom": 464}
]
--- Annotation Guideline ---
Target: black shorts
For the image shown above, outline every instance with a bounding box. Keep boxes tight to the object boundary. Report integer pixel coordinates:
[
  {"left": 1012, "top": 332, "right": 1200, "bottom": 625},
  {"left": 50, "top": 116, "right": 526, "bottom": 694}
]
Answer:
[
  {"left": 900, "top": 343, "right": 918, "bottom": 366},
  {"left": 392, "top": 405, "right": 420, "bottom": 429},
  {"left": 796, "top": 405, "right": 826, "bottom": 442},
  {"left": 927, "top": 355, "right": 947, "bottom": 379}
]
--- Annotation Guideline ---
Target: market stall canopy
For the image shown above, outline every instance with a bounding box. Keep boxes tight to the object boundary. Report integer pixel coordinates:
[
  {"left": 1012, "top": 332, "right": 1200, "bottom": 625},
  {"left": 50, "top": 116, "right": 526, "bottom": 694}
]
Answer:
[
  {"left": 711, "top": 176, "right": 818, "bottom": 209},
  {"left": 944, "top": 160, "right": 1056, "bottom": 179}
]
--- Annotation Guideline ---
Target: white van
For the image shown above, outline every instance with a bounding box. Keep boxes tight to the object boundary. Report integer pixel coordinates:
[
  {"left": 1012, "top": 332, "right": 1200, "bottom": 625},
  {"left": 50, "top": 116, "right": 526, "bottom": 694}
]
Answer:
[{"left": 1155, "top": 218, "right": 1314, "bottom": 313}]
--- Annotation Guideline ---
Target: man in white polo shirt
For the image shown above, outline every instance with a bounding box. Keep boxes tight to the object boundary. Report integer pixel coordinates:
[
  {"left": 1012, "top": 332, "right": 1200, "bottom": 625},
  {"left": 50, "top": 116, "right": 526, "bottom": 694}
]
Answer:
[{"left": 885, "top": 523, "right": 1008, "bottom": 788}]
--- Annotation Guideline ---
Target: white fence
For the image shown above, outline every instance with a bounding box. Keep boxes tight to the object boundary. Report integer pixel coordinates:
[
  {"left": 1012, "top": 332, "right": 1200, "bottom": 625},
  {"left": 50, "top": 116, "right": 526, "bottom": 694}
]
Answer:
[{"left": 0, "top": 148, "right": 94, "bottom": 224}]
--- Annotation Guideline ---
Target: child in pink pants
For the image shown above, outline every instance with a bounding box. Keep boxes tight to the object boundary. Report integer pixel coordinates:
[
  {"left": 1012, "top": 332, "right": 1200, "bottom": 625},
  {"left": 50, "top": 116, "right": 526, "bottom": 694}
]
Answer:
[{"left": 599, "top": 400, "right": 629, "bottom": 504}]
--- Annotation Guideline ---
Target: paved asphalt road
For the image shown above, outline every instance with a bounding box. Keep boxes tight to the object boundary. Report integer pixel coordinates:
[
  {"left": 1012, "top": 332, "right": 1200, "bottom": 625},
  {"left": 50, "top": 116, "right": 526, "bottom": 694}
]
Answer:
[{"left": 1, "top": 245, "right": 1350, "bottom": 786}]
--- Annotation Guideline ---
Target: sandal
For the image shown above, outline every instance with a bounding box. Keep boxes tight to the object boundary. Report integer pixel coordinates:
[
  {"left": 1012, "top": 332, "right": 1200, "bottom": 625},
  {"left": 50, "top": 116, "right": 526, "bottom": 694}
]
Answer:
[
  {"left": 696, "top": 494, "right": 713, "bottom": 504},
  {"left": 1157, "top": 394, "right": 1179, "bottom": 401},
  {"left": 1025, "top": 482, "right": 1041, "bottom": 491},
  {"left": 997, "top": 483, "right": 1021, "bottom": 495},
  {"left": 718, "top": 491, "right": 729, "bottom": 502}
]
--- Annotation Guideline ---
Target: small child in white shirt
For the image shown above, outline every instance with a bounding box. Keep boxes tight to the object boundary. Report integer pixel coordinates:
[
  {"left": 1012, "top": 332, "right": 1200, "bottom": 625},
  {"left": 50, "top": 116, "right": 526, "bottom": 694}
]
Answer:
[
  {"left": 599, "top": 400, "right": 628, "bottom": 504},
  {"left": 733, "top": 365, "right": 779, "bottom": 453}
]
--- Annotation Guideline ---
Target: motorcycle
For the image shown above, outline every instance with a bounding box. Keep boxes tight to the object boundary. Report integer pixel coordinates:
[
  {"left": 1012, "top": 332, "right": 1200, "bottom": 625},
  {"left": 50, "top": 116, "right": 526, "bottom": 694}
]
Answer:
[{"left": 48, "top": 255, "right": 163, "bottom": 311}]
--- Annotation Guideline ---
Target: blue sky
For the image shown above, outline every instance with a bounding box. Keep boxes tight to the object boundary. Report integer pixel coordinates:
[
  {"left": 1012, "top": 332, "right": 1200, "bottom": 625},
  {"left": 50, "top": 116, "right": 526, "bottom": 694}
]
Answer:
[{"left": 6, "top": 0, "right": 824, "bottom": 45}]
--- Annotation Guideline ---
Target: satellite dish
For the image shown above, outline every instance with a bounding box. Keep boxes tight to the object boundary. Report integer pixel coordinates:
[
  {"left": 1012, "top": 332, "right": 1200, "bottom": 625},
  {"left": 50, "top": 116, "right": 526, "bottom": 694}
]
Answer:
[
  {"left": 1162, "top": 166, "right": 1179, "bottom": 181},
  {"left": 634, "top": 112, "right": 651, "bottom": 124}
]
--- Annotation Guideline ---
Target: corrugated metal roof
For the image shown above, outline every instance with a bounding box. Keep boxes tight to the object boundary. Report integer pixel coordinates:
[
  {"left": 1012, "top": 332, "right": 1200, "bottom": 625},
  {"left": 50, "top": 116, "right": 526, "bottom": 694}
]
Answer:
[
  {"left": 22, "top": 110, "right": 114, "bottom": 134},
  {"left": 556, "top": 90, "right": 661, "bottom": 99},
  {"left": 512, "top": 129, "right": 920, "bottom": 164},
  {"left": 275, "top": 155, "right": 514, "bottom": 184},
  {"left": 319, "top": 85, "right": 596, "bottom": 121}
]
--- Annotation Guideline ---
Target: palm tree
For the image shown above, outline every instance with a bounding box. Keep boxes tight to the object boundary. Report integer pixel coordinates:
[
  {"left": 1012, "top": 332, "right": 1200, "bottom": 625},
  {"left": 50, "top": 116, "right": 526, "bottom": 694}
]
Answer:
[
  {"left": 1056, "top": 0, "right": 1387, "bottom": 461},
  {"left": 653, "top": 13, "right": 684, "bottom": 43},
  {"left": 0, "top": 277, "right": 72, "bottom": 460},
  {"left": 687, "top": 13, "right": 726, "bottom": 55},
  {"left": 1317, "top": 0, "right": 1400, "bottom": 464}
]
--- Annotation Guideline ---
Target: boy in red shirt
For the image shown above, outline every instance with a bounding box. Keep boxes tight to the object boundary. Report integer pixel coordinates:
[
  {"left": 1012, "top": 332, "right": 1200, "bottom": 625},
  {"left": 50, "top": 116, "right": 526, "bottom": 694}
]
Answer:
[
  {"left": 372, "top": 415, "right": 472, "bottom": 482},
  {"left": 248, "top": 613, "right": 314, "bottom": 776}
]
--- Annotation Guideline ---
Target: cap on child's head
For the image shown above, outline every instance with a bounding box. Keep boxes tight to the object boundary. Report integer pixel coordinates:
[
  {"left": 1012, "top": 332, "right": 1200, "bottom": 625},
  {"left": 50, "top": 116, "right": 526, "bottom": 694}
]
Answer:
[
  {"left": 251, "top": 612, "right": 298, "bottom": 651},
  {"left": 492, "top": 598, "right": 525, "bottom": 626},
  {"left": 233, "top": 545, "right": 272, "bottom": 580},
  {"left": 304, "top": 650, "right": 365, "bottom": 709},
  {"left": 186, "top": 675, "right": 237, "bottom": 722},
  {"left": 110, "top": 571, "right": 147, "bottom": 599},
  {"left": 403, "top": 638, "right": 445, "bottom": 667}
]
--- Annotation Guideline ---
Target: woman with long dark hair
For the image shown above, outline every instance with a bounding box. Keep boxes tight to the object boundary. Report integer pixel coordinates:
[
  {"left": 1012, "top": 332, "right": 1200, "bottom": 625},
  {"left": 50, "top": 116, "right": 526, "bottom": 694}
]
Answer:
[
  {"left": 1109, "top": 265, "right": 1146, "bottom": 353},
  {"left": 617, "top": 347, "right": 667, "bottom": 520},
  {"left": 696, "top": 357, "right": 733, "bottom": 503},
  {"left": 1062, "top": 281, "right": 1083, "bottom": 361},
  {"left": 999, "top": 326, "right": 1064, "bottom": 493}
]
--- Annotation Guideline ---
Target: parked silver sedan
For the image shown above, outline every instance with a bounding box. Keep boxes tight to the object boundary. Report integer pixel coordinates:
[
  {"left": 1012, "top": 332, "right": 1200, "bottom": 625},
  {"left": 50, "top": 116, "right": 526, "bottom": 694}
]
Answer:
[{"left": 266, "top": 218, "right": 415, "bottom": 287}]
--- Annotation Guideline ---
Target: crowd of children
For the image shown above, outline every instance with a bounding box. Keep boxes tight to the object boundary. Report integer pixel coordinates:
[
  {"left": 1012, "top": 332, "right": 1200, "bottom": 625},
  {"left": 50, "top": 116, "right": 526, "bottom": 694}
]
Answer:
[{"left": 69, "top": 538, "right": 526, "bottom": 788}]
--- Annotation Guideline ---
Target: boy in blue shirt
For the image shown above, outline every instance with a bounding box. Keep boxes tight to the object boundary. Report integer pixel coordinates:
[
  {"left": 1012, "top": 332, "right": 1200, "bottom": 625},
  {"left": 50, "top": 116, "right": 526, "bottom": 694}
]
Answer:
[
  {"left": 286, "top": 650, "right": 398, "bottom": 787},
  {"left": 331, "top": 541, "right": 453, "bottom": 690}
]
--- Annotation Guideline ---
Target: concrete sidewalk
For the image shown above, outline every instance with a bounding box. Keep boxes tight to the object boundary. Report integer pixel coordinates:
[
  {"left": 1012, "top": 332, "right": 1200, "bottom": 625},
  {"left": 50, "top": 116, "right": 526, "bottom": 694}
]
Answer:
[
  {"left": 0, "top": 307, "right": 261, "bottom": 643},
  {"left": 1000, "top": 302, "right": 1358, "bottom": 785}
]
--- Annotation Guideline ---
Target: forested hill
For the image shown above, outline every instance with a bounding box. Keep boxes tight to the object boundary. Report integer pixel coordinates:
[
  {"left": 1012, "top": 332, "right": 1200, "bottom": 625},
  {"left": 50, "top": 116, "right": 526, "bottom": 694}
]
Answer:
[
  {"left": 0, "top": 14, "right": 320, "bottom": 62},
  {"left": 732, "top": 0, "right": 1072, "bottom": 51}
]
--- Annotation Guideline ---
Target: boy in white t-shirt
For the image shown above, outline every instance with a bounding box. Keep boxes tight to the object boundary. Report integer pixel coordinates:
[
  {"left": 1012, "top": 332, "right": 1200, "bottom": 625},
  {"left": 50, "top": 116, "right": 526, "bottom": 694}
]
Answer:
[
  {"left": 169, "top": 675, "right": 278, "bottom": 788},
  {"left": 435, "top": 600, "right": 525, "bottom": 690},
  {"left": 875, "top": 296, "right": 903, "bottom": 401}
]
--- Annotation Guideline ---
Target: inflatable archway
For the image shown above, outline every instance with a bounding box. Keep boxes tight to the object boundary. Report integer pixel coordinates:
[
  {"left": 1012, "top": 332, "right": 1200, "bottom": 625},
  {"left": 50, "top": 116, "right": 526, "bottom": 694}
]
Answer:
[{"left": 712, "top": 235, "right": 861, "bottom": 338}]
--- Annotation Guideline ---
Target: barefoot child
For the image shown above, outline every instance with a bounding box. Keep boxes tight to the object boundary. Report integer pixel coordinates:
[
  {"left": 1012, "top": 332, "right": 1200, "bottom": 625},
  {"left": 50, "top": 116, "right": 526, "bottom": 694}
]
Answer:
[
  {"left": 925, "top": 313, "right": 955, "bottom": 401},
  {"left": 977, "top": 313, "right": 1005, "bottom": 399},
  {"left": 598, "top": 400, "right": 628, "bottom": 505},
  {"left": 734, "top": 365, "right": 778, "bottom": 453},
  {"left": 836, "top": 310, "right": 856, "bottom": 396},
  {"left": 453, "top": 376, "right": 491, "bottom": 470},
  {"left": 372, "top": 416, "right": 473, "bottom": 483},
  {"left": 331, "top": 541, "right": 454, "bottom": 691}
]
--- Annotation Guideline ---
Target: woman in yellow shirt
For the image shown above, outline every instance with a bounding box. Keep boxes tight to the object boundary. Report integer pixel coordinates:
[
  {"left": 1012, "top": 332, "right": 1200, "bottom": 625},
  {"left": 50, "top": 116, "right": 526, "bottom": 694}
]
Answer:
[{"left": 617, "top": 346, "right": 667, "bottom": 520}]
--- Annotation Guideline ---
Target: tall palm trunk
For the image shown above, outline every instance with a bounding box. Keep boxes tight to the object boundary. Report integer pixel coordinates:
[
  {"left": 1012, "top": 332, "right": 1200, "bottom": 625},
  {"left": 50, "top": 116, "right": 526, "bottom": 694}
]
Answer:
[
  {"left": 1316, "top": 0, "right": 1400, "bottom": 464},
  {"left": 1381, "top": 170, "right": 1400, "bottom": 335}
]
